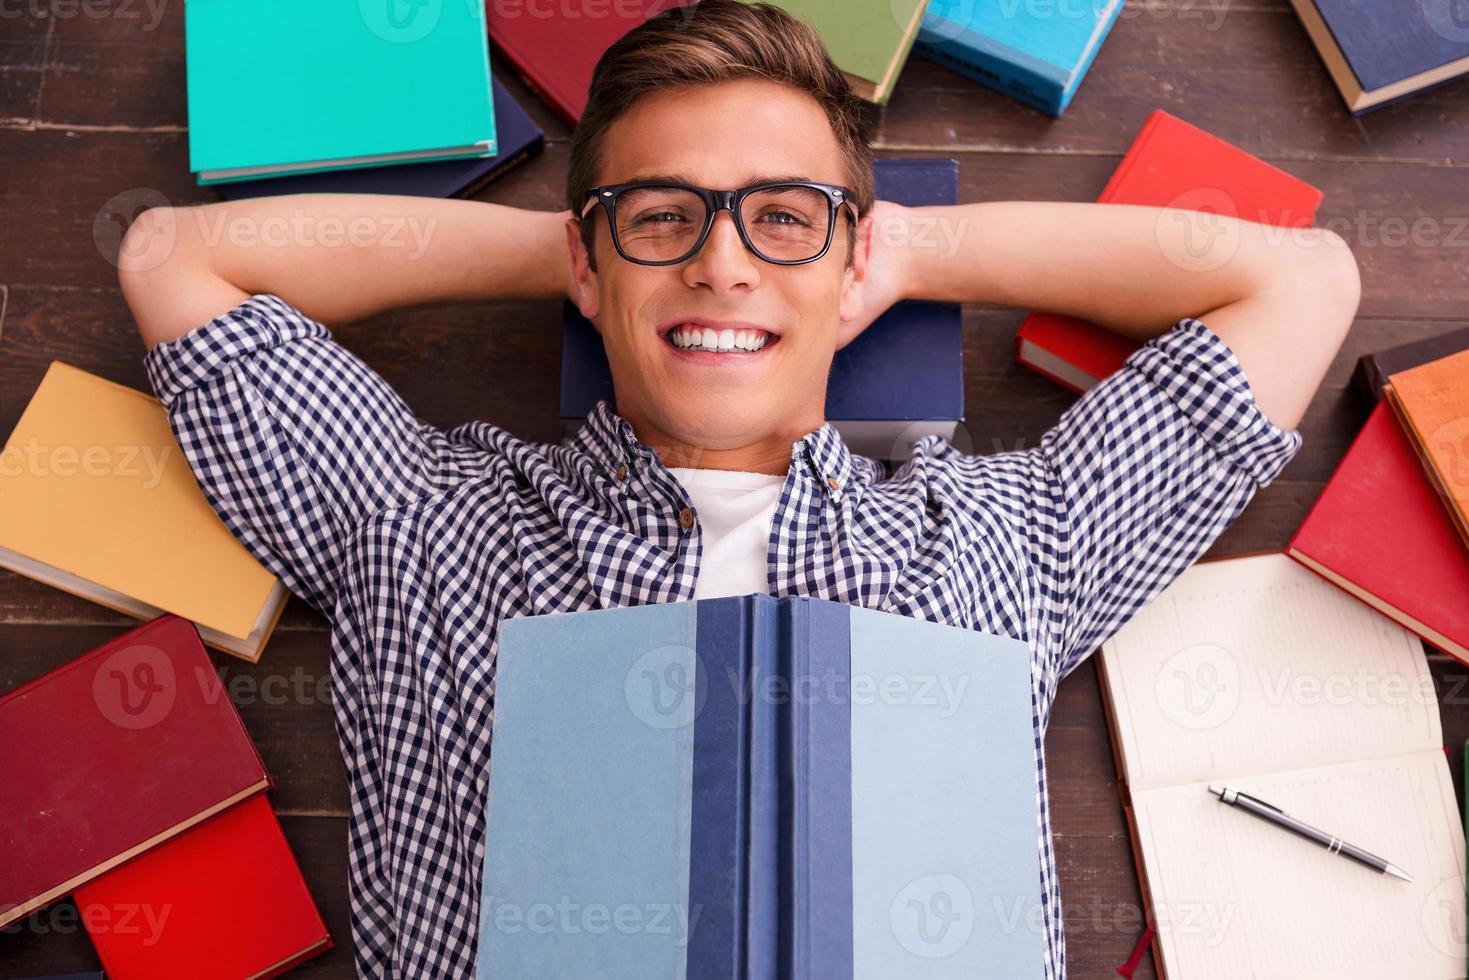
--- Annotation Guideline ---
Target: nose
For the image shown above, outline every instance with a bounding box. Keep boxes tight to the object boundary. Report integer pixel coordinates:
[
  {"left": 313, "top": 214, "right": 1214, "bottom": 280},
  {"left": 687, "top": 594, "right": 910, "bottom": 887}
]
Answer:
[{"left": 681, "top": 208, "right": 760, "bottom": 294}]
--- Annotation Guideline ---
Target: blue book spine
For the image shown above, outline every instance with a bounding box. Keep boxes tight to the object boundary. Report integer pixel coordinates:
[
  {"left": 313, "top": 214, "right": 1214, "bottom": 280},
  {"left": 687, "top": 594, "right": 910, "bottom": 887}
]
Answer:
[
  {"left": 914, "top": 31, "right": 1068, "bottom": 116},
  {"left": 914, "top": 1, "right": 1125, "bottom": 116}
]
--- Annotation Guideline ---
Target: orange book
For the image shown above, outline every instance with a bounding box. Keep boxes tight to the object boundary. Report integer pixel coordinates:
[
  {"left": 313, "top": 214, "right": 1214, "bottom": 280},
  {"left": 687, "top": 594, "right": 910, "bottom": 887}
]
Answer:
[
  {"left": 1384, "top": 348, "right": 1469, "bottom": 550},
  {"left": 0, "top": 362, "right": 287, "bottom": 661}
]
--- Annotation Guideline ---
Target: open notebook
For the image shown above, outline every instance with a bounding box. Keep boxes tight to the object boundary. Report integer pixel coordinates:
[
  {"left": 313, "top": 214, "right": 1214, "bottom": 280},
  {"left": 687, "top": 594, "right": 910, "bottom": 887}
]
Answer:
[{"left": 1098, "top": 553, "right": 1464, "bottom": 979}]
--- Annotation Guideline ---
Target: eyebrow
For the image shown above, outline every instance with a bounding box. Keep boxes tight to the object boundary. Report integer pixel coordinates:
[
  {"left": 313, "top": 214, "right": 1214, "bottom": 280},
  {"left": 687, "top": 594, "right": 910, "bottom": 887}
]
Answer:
[{"left": 616, "top": 172, "right": 821, "bottom": 187}]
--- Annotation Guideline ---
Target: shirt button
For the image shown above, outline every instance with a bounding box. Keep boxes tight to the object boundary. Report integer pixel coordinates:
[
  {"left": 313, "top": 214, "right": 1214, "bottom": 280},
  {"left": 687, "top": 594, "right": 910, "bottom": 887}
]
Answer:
[
  {"left": 678, "top": 506, "right": 694, "bottom": 530},
  {"left": 826, "top": 475, "right": 842, "bottom": 492},
  {"left": 614, "top": 463, "right": 627, "bottom": 481}
]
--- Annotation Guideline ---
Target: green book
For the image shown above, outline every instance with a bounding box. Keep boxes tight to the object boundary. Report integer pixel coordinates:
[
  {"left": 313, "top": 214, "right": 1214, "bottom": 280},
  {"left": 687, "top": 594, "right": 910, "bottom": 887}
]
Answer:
[
  {"left": 740, "top": 0, "right": 927, "bottom": 105},
  {"left": 185, "top": 0, "right": 496, "bottom": 184}
]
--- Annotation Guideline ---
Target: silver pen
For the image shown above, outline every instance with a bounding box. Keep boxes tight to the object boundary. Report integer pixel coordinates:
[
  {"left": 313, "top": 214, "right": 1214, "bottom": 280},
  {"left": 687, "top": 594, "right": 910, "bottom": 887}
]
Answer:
[{"left": 1207, "top": 783, "right": 1413, "bottom": 882}]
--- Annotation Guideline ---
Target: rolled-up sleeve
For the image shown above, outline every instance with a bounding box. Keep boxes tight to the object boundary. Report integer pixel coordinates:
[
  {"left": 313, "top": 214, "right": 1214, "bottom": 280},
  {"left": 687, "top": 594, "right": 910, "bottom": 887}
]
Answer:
[
  {"left": 955, "top": 317, "right": 1302, "bottom": 683},
  {"left": 142, "top": 293, "right": 475, "bottom": 614}
]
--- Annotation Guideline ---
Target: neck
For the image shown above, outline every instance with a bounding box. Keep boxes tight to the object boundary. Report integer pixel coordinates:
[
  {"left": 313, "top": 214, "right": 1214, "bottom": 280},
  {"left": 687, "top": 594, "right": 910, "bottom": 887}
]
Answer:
[{"left": 621, "top": 410, "right": 822, "bottom": 476}]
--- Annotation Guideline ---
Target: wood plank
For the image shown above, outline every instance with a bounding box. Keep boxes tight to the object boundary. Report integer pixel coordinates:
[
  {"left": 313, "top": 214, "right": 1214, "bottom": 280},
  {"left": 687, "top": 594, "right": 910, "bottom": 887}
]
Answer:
[
  {"left": 881, "top": 6, "right": 1469, "bottom": 163},
  {"left": 0, "top": 7, "right": 49, "bottom": 124}
]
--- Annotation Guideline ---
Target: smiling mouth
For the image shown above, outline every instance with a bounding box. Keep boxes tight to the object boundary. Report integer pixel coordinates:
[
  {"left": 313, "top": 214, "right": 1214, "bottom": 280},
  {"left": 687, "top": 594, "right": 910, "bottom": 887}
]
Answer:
[{"left": 664, "top": 324, "right": 778, "bottom": 354}]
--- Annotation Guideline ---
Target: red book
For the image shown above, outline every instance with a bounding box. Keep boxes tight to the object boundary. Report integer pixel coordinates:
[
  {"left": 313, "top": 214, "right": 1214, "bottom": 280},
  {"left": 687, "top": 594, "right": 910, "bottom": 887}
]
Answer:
[
  {"left": 0, "top": 614, "right": 270, "bottom": 929},
  {"left": 73, "top": 794, "right": 332, "bottom": 979},
  {"left": 487, "top": 0, "right": 694, "bottom": 125},
  {"left": 1288, "top": 402, "right": 1469, "bottom": 664},
  {"left": 1015, "top": 110, "right": 1324, "bottom": 392}
]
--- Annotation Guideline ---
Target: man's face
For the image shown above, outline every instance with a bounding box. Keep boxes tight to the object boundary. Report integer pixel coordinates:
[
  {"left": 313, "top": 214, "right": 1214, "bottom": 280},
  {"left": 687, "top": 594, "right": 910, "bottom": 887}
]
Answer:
[{"left": 566, "top": 79, "right": 870, "bottom": 461}]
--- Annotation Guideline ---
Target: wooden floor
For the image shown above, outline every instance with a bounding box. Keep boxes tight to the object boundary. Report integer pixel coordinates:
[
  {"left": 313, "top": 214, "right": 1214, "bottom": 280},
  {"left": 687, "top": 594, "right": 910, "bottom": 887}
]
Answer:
[{"left": 3, "top": 1, "right": 1468, "bottom": 976}]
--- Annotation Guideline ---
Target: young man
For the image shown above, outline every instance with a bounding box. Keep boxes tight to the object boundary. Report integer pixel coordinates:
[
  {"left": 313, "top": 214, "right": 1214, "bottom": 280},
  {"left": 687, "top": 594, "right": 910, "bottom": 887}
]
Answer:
[{"left": 120, "top": 2, "right": 1358, "bottom": 976}]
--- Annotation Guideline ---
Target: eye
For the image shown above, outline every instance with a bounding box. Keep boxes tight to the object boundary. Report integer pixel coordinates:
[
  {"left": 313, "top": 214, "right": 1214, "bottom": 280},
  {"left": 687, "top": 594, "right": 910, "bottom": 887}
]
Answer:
[
  {"left": 758, "top": 209, "right": 808, "bottom": 227},
  {"left": 632, "top": 210, "right": 689, "bottom": 226}
]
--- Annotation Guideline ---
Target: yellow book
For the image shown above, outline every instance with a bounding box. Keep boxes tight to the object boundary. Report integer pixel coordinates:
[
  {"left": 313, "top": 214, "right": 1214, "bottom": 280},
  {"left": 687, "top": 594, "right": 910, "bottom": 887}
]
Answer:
[{"left": 0, "top": 361, "right": 288, "bottom": 661}]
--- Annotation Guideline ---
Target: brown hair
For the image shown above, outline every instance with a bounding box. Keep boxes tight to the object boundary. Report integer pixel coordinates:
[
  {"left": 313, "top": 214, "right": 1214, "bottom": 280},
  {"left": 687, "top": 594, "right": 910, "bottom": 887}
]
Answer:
[{"left": 566, "top": 0, "right": 875, "bottom": 271}]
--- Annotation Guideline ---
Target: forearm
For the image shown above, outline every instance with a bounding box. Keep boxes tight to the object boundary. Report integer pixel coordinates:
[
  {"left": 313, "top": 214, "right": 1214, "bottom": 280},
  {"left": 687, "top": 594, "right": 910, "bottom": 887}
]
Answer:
[
  {"left": 902, "top": 200, "right": 1331, "bottom": 334},
  {"left": 121, "top": 194, "right": 571, "bottom": 348},
  {"left": 891, "top": 199, "right": 1359, "bottom": 428}
]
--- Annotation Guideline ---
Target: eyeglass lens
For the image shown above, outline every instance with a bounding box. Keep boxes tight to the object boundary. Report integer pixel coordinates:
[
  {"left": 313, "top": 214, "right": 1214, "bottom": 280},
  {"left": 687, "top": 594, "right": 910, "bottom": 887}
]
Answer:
[{"left": 614, "top": 185, "right": 834, "bottom": 263}]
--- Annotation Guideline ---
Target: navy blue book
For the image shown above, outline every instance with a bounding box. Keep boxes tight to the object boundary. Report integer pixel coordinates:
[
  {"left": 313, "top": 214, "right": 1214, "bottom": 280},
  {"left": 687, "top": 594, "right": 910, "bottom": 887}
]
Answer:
[
  {"left": 477, "top": 594, "right": 1046, "bottom": 978},
  {"left": 558, "top": 158, "right": 965, "bottom": 462},
  {"left": 1289, "top": 0, "right": 1469, "bottom": 114},
  {"left": 214, "top": 76, "right": 544, "bottom": 201}
]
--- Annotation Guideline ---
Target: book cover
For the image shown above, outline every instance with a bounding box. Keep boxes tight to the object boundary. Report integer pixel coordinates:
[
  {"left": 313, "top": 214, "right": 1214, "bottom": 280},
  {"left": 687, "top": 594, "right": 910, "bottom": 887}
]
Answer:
[
  {"left": 558, "top": 158, "right": 965, "bottom": 462},
  {"left": 214, "top": 75, "right": 543, "bottom": 201},
  {"left": 478, "top": 595, "right": 1046, "bottom": 977},
  {"left": 186, "top": 0, "right": 497, "bottom": 183},
  {"left": 914, "top": 0, "right": 1125, "bottom": 115},
  {"left": 1288, "top": 402, "right": 1469, "bottom": 664},
  {"left": 736, "top": 0, "right": 928, "bottom": 105},
  {"left": 1384, "top": 348, "right": 1469, "bottom": 550},
  {"left": 0, "top": 362, "right": 288, "bottom": 661},
  {"left": 73, "top": 794, "right": 332, "bottom": 980},
  {"left": 487, "top": 0, "right": 693, "bottom": 125},
  {"left": 1288, "top": 0, "right": 1469, "bottom": 114},
  {"left": 1015, "top": 110, "right": 1323, "bottom": 393},
  {"left": 1351, "top": 325, "right": 1469, "bottom": 412},
  {"left": 0, "top": 615, "right": 271, "bottom": 929}
]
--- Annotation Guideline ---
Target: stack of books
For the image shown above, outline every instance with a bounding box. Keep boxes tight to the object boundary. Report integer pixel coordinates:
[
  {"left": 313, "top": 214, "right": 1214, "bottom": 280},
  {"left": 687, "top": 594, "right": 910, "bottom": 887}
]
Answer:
[
  {"left": 1290, "top": 343, "right": 1469, "bottom": 664},
  {"left": 0, "top": 614, "right": 332, "bottom": 977},
  {"left": 185, "top": 0, "right": 543, "bottom": 197}
]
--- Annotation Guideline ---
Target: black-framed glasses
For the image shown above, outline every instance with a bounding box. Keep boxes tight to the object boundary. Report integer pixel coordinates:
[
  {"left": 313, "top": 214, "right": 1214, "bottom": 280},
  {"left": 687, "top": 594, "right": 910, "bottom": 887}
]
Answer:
[{"left": 579, "top": 180, "right": 859, "bottom": 267}]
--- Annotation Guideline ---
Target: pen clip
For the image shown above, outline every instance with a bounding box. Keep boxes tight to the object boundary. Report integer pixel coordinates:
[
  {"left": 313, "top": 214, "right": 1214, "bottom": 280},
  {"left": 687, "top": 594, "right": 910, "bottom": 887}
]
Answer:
[{"left": 1239, "top": 791, "right": 1286, "bottom": 815}]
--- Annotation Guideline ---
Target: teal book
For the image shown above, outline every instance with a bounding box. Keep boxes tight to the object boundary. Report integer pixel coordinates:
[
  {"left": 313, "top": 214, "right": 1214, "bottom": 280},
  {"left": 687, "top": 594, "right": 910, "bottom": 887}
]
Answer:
[
  {"left": 914, "top": 0, "right": 1125, "bottom": 116},
  {"left": 478, "top": 594, "right": 1047, "bottom": 978},
  {"left": 185, "top": 0, "right": 496, "bottom": 184}
]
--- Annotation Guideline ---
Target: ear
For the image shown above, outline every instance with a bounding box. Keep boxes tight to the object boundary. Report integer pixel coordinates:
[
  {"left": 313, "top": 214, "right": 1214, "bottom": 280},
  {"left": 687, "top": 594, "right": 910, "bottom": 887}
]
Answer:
[
  {"left": 564, "top": 215, "right": 601, "bottom": 326},
  {"left": 836, "top": 212, "right": 874, "bottom": 334}
]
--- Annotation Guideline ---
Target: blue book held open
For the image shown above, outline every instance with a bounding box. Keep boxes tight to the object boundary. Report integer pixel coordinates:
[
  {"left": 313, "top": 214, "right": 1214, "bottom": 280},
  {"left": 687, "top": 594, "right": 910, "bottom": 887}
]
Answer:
[{"left": 477, "top": 594, "right": 1047, "bottom": 978}]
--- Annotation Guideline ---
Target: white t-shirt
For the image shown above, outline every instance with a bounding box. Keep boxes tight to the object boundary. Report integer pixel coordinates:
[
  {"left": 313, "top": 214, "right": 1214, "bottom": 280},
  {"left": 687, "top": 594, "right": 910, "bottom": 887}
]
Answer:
[{"left": 668, "top": 466, "right": 786, "bottom": 600}]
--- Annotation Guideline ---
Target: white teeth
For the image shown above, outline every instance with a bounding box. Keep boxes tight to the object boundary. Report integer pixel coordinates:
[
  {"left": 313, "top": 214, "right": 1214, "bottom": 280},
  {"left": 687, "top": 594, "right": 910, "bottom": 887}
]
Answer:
[{"left": 668, "top": 325, "right": 770, "bottom": 352}]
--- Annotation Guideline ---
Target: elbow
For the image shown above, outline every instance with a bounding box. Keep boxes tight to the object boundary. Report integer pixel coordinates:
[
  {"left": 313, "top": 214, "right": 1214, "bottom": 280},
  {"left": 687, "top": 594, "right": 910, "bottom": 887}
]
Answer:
[
  {"left": 1307, "top": 227, "right": 1361, "bottom": 330},
  {"left": 117, "top": 205, "right": 183, "bottom": 296}
]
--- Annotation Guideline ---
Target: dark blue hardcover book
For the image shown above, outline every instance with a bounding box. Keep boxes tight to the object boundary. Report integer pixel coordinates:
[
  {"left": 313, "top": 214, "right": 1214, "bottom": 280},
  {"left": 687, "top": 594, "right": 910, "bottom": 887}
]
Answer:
[
  {"left": 1294, "top": 0, "right": 1469, "bottom": 113},
  {"left": 476, "top": 594, "right": 1046, "bottom": 978},
  {"left": 213, "top": 76, "right": 544, "bottom": 200},
  {"left": 557, "top": 158, "right": 965, "bottom": 462}
]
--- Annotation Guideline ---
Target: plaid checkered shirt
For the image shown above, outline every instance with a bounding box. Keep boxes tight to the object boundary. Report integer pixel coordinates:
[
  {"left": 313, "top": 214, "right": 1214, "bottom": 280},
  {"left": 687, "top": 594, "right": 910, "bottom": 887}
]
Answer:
[{"left": 142, "top": 293, "right": 1301, "bottom": 979}]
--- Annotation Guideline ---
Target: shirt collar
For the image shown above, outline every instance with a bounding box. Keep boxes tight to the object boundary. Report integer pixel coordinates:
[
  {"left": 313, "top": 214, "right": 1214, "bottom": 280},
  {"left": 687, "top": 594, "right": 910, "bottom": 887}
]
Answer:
[{"left": 568, "top": 399, "right": 854, "bottom": 502}]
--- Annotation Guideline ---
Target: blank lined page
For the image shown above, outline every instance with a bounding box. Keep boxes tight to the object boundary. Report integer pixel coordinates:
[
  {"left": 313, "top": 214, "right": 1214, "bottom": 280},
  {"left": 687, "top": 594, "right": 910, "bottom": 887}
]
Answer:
[
  {"left": 1133, "top": 751, "right": 1465, "bottom": 980},
  {"left": 1100, "top": 554, "right": 1439, "bottom": 792}
]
